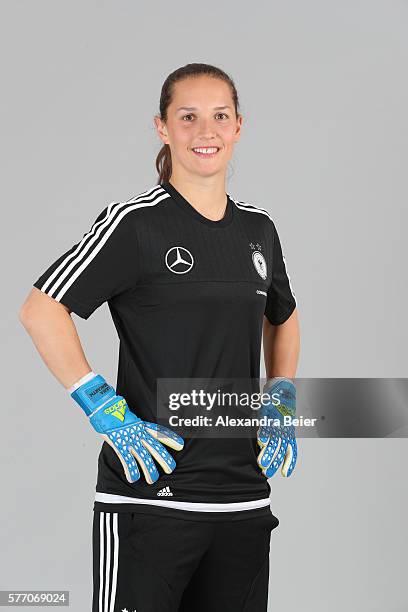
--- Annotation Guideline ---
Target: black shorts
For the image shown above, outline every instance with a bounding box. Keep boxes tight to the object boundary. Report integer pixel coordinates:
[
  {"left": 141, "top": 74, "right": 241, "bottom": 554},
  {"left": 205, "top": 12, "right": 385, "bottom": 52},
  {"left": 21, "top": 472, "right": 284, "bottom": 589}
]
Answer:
[{"left": 92, "top": 507, "right": 279, "bottom": 612}]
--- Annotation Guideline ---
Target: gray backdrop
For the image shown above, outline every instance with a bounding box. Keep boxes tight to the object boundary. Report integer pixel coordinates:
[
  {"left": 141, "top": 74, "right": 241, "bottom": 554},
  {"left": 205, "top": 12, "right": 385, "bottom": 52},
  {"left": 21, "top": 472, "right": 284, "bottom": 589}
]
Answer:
[{"left": 1, "top": 0, "right": 407, "bottom": 610}]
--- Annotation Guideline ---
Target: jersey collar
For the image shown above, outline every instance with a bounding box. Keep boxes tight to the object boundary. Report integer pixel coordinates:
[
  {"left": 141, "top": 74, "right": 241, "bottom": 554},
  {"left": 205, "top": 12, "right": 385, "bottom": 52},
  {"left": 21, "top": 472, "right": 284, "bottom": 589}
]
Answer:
[{"left": 161, "top": 181, "right": 234, "bottom": 228}]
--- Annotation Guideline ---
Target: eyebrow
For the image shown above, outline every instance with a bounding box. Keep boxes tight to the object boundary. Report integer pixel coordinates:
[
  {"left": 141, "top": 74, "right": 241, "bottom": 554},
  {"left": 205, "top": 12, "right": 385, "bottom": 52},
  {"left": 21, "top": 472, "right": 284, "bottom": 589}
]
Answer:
[{"left": 176, "top": 106, "right": 232, "bottom": 112}]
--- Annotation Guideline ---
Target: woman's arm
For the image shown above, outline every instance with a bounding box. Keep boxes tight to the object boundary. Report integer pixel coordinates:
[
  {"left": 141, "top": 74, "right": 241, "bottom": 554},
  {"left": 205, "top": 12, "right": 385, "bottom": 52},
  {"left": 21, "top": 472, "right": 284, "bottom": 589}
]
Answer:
[
  {"left": 263, "top": 308, "right": 300, "bottom": 380},
  {"left": 19, "top": 287, "right": 93, "bottom": 389},
  {"left": 19, "top": 286, "right": 184, "bottom": 484}
]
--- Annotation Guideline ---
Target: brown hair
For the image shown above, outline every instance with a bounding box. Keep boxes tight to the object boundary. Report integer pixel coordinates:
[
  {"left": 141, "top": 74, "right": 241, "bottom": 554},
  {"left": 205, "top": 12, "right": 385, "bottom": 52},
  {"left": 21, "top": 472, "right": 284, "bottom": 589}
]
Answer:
[{"left": 155, "top": 63, "right": 240, "bottom": 184}]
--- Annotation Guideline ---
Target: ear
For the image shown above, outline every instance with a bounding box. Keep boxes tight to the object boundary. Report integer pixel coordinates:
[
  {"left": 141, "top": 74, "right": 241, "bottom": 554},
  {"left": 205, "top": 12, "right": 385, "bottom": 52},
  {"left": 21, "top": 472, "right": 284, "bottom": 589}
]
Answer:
[
  {"left": 234, "top": 114, "right": 243, "bottom": 143},
  {"left": 154, "top": 115, "right": 170, "bottom": 145}
]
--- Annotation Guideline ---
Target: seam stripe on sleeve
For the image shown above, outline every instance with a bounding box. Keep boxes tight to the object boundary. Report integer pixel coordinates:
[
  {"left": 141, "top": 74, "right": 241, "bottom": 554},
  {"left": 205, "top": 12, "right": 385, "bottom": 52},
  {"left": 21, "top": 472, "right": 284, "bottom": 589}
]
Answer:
[{"left": 40, "top": 185, "right": 170, "bottom": 302}]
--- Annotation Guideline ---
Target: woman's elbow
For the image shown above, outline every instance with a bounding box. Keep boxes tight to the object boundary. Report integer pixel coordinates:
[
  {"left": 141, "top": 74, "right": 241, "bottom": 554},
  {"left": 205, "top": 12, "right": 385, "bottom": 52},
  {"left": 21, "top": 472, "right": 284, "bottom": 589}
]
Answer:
[
  {"left": 19, "top": 293, "right": 37, "bottom": 330},
  {"left": 18, "top": 287, "right": 55, "bottom": 329}
]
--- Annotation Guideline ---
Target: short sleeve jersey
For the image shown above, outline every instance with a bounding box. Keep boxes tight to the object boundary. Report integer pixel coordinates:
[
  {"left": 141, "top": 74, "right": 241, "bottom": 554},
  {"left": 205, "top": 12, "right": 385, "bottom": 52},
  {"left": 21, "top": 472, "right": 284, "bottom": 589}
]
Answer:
[{"left": 33, "top": 182, "right": 297, "bottom": 519}]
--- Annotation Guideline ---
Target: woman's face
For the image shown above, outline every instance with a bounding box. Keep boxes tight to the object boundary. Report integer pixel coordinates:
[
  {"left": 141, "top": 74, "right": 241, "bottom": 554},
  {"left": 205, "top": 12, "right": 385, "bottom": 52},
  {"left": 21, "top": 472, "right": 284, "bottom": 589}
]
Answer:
[{"left": 155, "top": 75, "right": 242, "bottom": 180}]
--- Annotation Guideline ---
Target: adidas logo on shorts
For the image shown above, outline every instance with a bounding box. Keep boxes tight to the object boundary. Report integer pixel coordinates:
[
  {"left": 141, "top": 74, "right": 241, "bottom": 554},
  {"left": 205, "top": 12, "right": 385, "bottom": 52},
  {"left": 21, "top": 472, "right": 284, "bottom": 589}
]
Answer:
[{"left": 157, "top": 486, "right": 173, "bottom": 496}]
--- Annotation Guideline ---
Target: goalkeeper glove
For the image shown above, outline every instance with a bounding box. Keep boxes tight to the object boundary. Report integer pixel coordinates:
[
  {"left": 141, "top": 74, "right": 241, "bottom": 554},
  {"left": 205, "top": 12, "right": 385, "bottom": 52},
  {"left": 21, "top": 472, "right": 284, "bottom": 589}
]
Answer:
[
  {"left": 70, "top": 372, "right": 184, "bottom": 484},
  {"left": 257, "top": 377, "right": 297, "bottom": 478}
]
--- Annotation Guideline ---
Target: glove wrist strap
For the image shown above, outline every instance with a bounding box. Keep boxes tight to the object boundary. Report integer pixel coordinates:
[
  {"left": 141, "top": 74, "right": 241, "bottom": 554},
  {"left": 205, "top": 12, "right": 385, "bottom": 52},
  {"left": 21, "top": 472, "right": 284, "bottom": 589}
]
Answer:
[
  {"left": 264, "top": 376, "right": 293, "bottom": 393},
  {"left": 70, "top": 373, "right": 116, "bottom": 417},
  {"left": 68, "top": 371, "right": 97, "bottom": 393}
]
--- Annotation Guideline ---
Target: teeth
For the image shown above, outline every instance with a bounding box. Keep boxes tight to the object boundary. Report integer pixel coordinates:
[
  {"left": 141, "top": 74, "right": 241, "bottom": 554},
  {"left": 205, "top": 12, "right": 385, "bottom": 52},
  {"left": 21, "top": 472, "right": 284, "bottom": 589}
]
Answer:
[{"left": 193, "top": 147, "right": 219, "bottom": 154}]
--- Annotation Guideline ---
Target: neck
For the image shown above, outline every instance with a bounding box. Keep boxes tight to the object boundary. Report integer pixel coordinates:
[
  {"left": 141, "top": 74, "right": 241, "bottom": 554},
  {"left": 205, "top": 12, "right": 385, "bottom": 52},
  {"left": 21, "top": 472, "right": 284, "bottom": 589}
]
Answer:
[{"left": 167, "top": 174, "right": 228, "bottom": 222}]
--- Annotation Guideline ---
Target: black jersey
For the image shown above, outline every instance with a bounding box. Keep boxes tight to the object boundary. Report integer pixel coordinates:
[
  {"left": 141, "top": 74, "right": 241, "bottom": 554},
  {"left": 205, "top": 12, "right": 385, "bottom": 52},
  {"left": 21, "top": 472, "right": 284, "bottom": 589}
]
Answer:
[{"left": 33, "top": 182, "right": 297, "bottom": 518}]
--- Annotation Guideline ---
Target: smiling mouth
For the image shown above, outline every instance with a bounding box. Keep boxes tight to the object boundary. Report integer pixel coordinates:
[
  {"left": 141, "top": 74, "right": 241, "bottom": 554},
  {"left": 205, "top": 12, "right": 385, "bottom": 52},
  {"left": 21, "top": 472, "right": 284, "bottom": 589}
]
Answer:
[{"left": 191, "top": 146, "right": 220, "bottom": 158}]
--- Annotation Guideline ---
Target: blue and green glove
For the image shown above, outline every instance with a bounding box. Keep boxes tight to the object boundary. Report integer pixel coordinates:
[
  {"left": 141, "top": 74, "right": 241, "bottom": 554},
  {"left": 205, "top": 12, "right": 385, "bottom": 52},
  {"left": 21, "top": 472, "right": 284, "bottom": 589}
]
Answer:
[
  {"left": 257, "top": 377, "right": 297, "bottom": 478},
  {"left": 70, "top": 372, "right": 184, "bottom": 484}
]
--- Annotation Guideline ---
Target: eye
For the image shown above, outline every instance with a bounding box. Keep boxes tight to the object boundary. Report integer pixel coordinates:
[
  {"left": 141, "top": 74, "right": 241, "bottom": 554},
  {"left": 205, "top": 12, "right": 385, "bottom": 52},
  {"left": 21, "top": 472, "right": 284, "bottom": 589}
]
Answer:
[{"left": 181, "top": 113, "right": 229, "bottom": 121}]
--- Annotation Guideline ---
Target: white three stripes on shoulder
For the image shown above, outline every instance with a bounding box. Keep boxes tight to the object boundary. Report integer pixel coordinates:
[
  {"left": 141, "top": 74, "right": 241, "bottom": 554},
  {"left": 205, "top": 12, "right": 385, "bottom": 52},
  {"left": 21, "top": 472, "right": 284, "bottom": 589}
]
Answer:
[
  {"left": 229, "top": 196, "right": 274, "bottom": 222},
  {"left": 40, "top": 185, "right": 170, "bottom": 302}
]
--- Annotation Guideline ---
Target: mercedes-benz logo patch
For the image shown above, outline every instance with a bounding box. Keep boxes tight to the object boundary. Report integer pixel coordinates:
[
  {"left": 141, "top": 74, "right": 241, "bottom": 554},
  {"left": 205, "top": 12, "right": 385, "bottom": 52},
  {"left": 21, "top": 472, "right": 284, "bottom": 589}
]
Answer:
[
  {"left": 165, "top": 246, "right": 194, "bottom": 275},
  {"left": 252, "top": 250, "right": 267, "bottom": 280}
]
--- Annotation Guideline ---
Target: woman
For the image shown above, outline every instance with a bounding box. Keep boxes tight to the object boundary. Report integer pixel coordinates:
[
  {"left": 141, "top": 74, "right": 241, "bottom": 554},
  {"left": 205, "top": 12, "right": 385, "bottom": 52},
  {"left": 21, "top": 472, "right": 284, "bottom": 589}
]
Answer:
[{"left": 20, "top": 63, "right": 300, "bottom": 612}]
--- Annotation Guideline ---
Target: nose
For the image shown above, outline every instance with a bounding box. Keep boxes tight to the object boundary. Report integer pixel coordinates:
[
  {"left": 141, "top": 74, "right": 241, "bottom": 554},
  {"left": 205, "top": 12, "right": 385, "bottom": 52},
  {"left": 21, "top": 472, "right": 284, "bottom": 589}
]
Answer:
[{"left": 197, "top": 117, "right": 218, "bottom": 138}]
